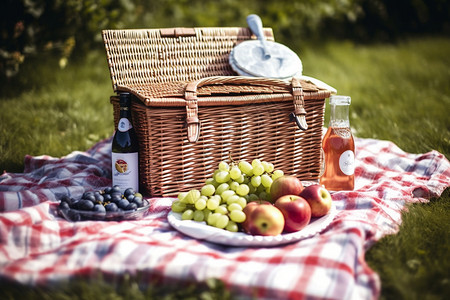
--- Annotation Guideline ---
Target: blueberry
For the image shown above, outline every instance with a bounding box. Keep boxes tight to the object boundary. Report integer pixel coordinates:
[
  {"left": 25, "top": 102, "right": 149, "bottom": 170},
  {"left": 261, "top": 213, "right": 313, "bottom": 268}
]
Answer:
[
  {"left": 125, "top": 202, "right": 137, "bottom": 211},
  {"left": 95, "top": 193, "right": 104, "bottom": 203},
  {"left": 112, "top": 185, "right": 121, "bottom": 193},
  {"left": 105, "top": 202, "right": 118, "bottom": 212},
  {"left": 82, "top": 194, "right": 96, "bottom": 202},
  {"left": 103, "top": 193, "right": 112, "bottom": 202},
  {"left": 124, "top": 188, "right": 135, "bottom": 198},
  {"left": 59, "top": 201, "right": 70, "bottom": 210},
  {"left": 78, "top": 199, "right": 95, "bottom": 211},
  {"left": 94, "top": 204, "right": 106, "bottom": 213},
  {"left": 118, "top": 199, "right": 130, "bottom": 210},
  {"left": 126, "top": 194, "right": 135, "bottom": 202},
  {"left": 104, "top": 187, "right": 112, "bottom": 194},
  {"left": 133, "top": 196, "right": 143, "bottom": 207},
  {"left": 71, "top": 200, "right": 81, "bottom": 209},
  {"left": 111, "top": 192, "right": 122, "bottom": 203}
]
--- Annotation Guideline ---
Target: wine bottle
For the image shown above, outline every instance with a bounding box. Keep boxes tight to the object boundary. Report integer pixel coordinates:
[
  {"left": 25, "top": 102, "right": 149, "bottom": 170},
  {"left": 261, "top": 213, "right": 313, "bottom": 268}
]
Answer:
[{"left": 111, "top": 92, "right": 139, "bottom": 193}]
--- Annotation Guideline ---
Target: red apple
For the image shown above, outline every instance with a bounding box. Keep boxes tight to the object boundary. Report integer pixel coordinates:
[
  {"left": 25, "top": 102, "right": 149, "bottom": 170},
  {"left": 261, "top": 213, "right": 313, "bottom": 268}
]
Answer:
[
  {"left": 270, "top": 175, "right": 304, "bottom": 203},
  {"left": 243, "top": 203, "right": 285, "bottom": 236},
  {"left": 274, "top": 195, "right": 311, "bottom": 233},
  {"left": 299, "top": 185, "right": 332, "bottom": 217}
]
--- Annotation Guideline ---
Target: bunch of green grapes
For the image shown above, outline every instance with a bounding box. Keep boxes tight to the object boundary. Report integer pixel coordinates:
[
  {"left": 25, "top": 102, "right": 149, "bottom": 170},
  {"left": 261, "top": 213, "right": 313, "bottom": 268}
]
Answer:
[{"left": 171, "top": 159, "right": 284, "bottom": 232}]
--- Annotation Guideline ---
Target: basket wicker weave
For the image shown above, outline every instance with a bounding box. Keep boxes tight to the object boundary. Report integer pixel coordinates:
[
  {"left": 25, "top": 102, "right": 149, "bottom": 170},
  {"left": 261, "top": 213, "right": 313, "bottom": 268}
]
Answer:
[{"left": 103, "top": 27, "right": 331, "bottom": 197}]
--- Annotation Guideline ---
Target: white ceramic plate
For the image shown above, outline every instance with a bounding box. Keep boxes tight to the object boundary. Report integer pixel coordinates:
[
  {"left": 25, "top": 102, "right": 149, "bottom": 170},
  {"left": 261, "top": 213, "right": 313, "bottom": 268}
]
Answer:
[{"left": 167, "top": 202, "right": 337, "bottom": 246}]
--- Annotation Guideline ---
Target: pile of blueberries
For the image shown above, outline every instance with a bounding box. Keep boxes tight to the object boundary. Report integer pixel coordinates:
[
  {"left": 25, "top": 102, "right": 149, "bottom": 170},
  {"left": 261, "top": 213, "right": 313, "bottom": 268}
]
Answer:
[{"left": 58, "top": 186, "right": 147, "bottom": 221}]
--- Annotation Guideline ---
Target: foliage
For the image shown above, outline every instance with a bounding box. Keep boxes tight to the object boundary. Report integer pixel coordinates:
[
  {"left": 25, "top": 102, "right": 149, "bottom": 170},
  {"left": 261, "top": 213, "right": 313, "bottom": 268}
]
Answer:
[{"left": 2, "top": 0, "right": 449, "bottom": 77}]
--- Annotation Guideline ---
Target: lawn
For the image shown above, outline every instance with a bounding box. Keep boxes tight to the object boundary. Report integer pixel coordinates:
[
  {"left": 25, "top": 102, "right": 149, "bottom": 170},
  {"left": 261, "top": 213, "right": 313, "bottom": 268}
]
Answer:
[{"left": 0, "top": 36, "right": 449, "bottom": 299}]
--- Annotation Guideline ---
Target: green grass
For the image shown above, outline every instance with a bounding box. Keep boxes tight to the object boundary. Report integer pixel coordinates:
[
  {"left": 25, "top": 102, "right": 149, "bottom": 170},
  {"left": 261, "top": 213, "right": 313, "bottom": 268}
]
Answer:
[{"left": 1, "top": 37, "right": 449, "bottom": 299}]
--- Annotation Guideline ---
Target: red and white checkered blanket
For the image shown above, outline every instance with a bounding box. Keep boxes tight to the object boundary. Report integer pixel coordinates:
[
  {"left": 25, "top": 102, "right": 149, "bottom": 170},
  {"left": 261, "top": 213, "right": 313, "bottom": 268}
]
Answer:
[{"left": 0, "top": 137, "right": 449, "bottom": 299}]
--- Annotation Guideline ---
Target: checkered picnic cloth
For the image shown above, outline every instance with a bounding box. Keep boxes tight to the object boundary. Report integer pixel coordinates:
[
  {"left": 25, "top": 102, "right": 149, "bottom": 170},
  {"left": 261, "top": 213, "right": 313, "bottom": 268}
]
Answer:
[{"left": 0, "top": 137, "right": 449, "bottom": 299}]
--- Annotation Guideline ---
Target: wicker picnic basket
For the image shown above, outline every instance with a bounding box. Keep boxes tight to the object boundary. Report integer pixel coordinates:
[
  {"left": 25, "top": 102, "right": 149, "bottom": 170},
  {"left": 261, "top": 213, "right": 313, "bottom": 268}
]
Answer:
[{"left": 102, "top": 27, "right": 331, "bottom": 197}]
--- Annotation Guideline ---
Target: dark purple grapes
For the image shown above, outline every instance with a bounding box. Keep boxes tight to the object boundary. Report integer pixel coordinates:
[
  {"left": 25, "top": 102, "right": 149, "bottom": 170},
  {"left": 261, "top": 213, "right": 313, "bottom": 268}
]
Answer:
[
  {"left": 118, "top": 199, "right": 130, "bottom": 210},
  {"left": 105, "top": 202, "right": 118, "bottom": 212},
  {"left": 58, "top": 186, "right": 147, "bottom": 221},
  {"left": 94, "top": 204, "right": 106, "bottom": 213},
  {"left": 78, "top": 199, "right": 95, "bottom": 211},
  {"left": 126, "top": 202, "right": 138, "bottom": 211}
]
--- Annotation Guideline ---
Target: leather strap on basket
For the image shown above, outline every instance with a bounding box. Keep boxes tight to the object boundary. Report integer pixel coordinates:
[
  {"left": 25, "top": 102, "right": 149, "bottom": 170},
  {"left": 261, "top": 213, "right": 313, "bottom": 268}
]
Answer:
[
  {"left": 184, "top": 76, "right": 307, "bottom": 142},
  {"left": 291, "top": 77, "right": 308, "bottom": 130}
]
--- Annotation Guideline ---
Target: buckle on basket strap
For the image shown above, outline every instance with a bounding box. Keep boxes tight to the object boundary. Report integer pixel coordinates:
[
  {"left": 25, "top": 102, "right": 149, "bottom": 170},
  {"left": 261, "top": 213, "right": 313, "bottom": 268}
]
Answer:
[
  {"left": 185, "top": 84, "right": 200, "bottom": 143},
  {"left": 291, "top": 77, "right": 308, "bottom": 131}
]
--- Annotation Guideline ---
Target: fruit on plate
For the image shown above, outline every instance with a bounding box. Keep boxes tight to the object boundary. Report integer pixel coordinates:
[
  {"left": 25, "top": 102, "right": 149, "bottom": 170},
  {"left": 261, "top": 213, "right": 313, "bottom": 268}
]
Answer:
[
  {"left": 171, "top": 158, "right": 286, "bottom": 232},
  {"left": 299, "top": 184, "right": 332, "bottom": 217},
  {"left": 269, "top": 175, "right": 304, "bottom": 203},
  {"left": 241, "top": 200, "right": 270, "bottom": 233},
  {"left": 58, "top": 186, "right": 147, "bottom": 221},
  {"left": 243, "top": 202, "right": 285, "bottom": 236},
  {"left": 274, "top": 195, "right": 311, "bottom": 233}
]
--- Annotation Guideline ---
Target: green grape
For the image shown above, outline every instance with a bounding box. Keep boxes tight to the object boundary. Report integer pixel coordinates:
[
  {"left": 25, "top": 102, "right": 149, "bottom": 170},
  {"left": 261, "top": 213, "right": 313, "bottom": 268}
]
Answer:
[
  {"left": 229, "top": 210, "right": 246, "bottom": 223},
  {"left": 218, "top": 161, "right": 230, "bottom": 171},
  {"left": 184, "top": 189, "right": 200, "bottom": 204},
  {"left": 215, "top": 214, "right": 229, "bottom": 229},
  {"left": 247, "top": 193, "right": 259, "bottom": 202},
  {"left": 238, "top": 160, "right": 253, "bottom": 176},
  {"left": 195, "top": 198, "right": 207, "bottom": 210},
  {"left": 272, "top": 170, "right": 284, "bottom": 180},
  {"left": 201, "top": 184, "right": 215, "bottom": 196},
  {"left": 226, "top": 195, "right": 240, "bottom": 205},
  {"left": 261, "top": 174, "right": 273, "bottom": 188},
  {"left": 248, "top": 184, "right": 257, "bottom": 194},
  {"left": 229, "top": 181, "right": 239, "bottom": 191},
  {"left": 251, "top": 175, "right": 261, "bottom": 187},
  {"left": 259, "top": 191, "right": 269, "bottom": 201},
  {"left": 171, "top": 200, "right": 187, "bottom": 213},
  {"left": 182, "top": 209, "right": 194, "bottom": 220},
  {"left": 227, "top": 203, "right": 242, "bottom": 211},
  {"left": 215, "top": 205, "right": 228, "bottom": 215},
  {"left": 220, "top": 190, "right": 235, "bottom": 202},
  {"left": 203, "top": 209, "right": 212, "bottom": 221},
  {"left": 262, "top": 161, "right": 274, "bottom": 173},
  {"left": 252, "top": 159, "right": 264, "bottom": 176},
  {"left": 226, "top": 221, "right": 239, "bottom": 232},
  {"left": 229, "top": 166, "right": 242, "bottom": 180},
  {"left": 236, "top": 197, "right": 247, "bottom": 209},
  {"left": 235, "top": 174, "right": 245, "bottom": 184},
  {"left": 215, "top": 183, "right": 230, "bottom": 195},
  {"left": 193, "top": 210, "right": 205, "bottom": 222},
  {"left": 205, "top": 177, "right": 219, "bottom": 188},
  {"left": 207, "top": 212, "right": 221, "bottom": 226},
  {"left": 207, "top": 197, "right": 220, "bottom": 210},
  {"left": 215, "top": 171, "right": 230, "bottom": 183},
  {"left": 177, "top": 192, "right": 188, "bottom": 202},
  {"left": 236, "top": 184, "right": 250, "bottom": 196}
]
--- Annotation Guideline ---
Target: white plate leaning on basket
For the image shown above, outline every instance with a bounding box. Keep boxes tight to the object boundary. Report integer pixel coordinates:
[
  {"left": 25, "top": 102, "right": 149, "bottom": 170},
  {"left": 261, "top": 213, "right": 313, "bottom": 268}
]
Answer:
[{"left": 167, "top": 202, "right": 337, "bottom": 247}]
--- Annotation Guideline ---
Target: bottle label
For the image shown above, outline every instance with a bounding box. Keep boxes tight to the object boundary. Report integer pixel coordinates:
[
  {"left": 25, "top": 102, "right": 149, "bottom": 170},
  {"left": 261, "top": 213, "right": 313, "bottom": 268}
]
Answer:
[
  {"left": 112, "top": 152, "right": 139, "bottom": 192},
  {"left": 339, "top": 150, "right": 355, "bottom": 176},
  {"left": 118, "top": 118, "right": 132, "bottom": 132}
]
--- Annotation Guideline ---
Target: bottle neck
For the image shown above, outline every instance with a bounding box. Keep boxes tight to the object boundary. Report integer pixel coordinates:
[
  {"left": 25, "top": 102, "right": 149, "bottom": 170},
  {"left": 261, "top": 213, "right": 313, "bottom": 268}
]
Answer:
[
  {"left": 329, "top": 104, "right": 350, "bottom": 128},
  {"left": 119, "top": 106, "right": 132, "bottom": 119}
]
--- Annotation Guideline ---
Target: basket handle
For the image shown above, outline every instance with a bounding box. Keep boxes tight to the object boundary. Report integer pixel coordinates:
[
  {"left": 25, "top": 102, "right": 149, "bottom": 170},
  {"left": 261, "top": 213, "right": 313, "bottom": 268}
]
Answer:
[{"left": 184, "top": 76, "right": 308, "bottom": 142}]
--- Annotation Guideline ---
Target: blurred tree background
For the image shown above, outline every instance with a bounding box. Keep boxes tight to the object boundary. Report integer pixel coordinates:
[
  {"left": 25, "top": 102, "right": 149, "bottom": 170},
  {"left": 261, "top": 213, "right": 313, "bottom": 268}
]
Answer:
[{"left": 1, "top": 0, "right": 449, "bottom": 78}]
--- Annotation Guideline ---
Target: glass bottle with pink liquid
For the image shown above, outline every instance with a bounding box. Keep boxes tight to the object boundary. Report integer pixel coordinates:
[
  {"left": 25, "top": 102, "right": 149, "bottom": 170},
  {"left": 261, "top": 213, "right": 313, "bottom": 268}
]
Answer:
[{"left": 320, "top": 95, "right": 355, "bottom": 191}]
